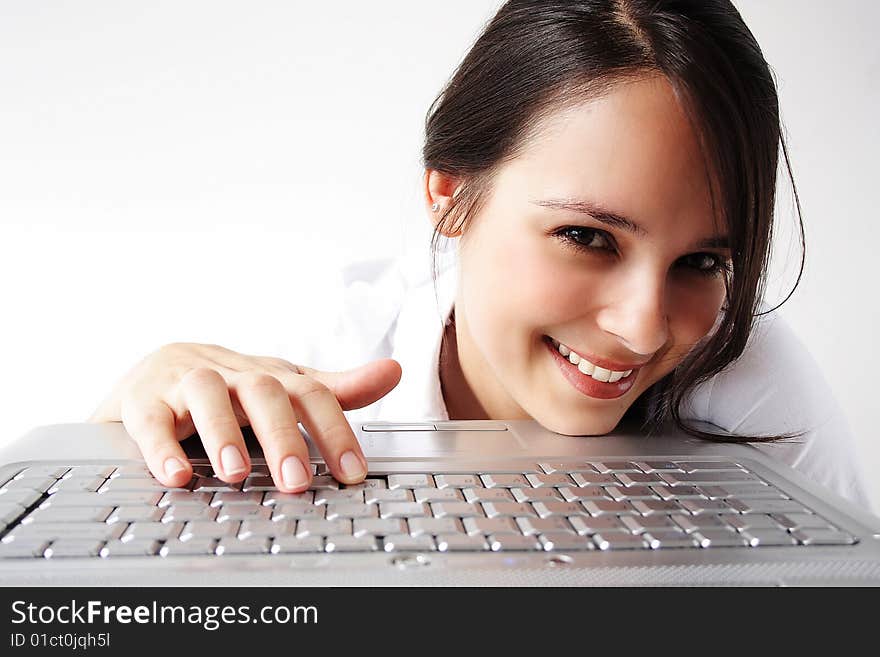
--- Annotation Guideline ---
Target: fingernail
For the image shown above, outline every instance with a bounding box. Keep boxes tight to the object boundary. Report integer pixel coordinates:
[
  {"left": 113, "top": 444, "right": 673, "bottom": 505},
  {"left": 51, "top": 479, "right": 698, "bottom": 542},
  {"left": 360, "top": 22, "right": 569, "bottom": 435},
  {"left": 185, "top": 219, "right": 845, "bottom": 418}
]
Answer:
[
  {"left": 163, "top": 457, "right": 187, "bottom": 478},
  {"left": 281, "top": 456, "right": 309, "bottom": 489},
  {"left": 339, "top": 450, "right": 366, "bottom": 480},
  {"left": 220, "top": 444, "right": 247, "bottom": 476}
]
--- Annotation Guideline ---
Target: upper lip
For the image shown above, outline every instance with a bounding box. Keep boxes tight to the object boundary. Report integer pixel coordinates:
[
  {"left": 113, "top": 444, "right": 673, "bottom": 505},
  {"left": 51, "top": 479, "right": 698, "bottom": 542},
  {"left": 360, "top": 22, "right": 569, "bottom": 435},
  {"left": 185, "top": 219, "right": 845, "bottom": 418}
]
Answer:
[{"left": 547, "top": 336, "right": 650, "bottom": 372}]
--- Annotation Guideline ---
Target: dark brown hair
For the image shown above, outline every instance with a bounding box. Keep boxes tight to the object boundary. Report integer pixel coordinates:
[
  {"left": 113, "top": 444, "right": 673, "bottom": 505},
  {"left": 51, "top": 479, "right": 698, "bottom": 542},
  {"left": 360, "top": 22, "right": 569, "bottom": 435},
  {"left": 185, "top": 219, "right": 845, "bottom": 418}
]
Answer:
[{"left": 422, "top": 0, "right": 805, "bottom": 442}]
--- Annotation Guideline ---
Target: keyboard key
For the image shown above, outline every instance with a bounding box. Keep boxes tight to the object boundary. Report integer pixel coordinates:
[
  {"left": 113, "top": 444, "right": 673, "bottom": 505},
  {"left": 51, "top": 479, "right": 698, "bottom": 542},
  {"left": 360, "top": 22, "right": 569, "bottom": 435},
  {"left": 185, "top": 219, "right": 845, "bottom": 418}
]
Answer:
[
  {"left": 22, "top": 506, "right": 114, "bottom": 524},
  {"left": 659, "top": 471, "right": 761, "bottom": 486},
  {"left": 463, "top": 488, "right": 513, "bottom": 503},
  {"left": 388, "top": 474, "right": 434, "bottom": 489},
  {"left": 295, "top": 519, "right": 352, "bottom": 537},
  {"left": 45, "top": 539, "right": 105, "bottom": 558},
  {"left": 642, "top": 531, "right": 698, "bottom": 549},
  {"left": 679, "top": 499, "right": 740, "bottom": 515},
  {"left": 516, "top": 517, "right": 573, "bottom": 536},
  {"left": 341, "top": 479, "right": 387, "bottom": 492},
  {"left": 605, "top": 486, "right": 657, "bottom": 501},
  {"left": 215, "top": 537, "right": 272, "bottom": 555},
  {"left": 770, "top": 513, "right": 834, "bottom": 531},
  {"left": 488, "top": 534, "right": 541, "bottom": 551},
  {"left": 65, "top": 465, "right": 117, "bottom": 479},
  {"left": 593, "top": 461, "right": 641, "bottom": 473},
  {"left": 49, "top": 477, "right": 106, "bottom": 494},
  {"left": 0, "top": 502, "right": 29, "bottom": 526},
  {"left": 325, "top": 503, "right": 378, "bottom": 520},
  {"left": 158, "top": 491, "right": 212, "bottom": 507},
  {"left": 462, "top": 517, "right": 520, "bottom": 536},
  {"left": 582, "top": 500, "right": 636, "bottom": 516},
  {"left": 538, "top": 533, "right": 595, "bottom": 551},
  {"left": 379, "top": 502, "right": 430, "bottom": 519},
  {"left": 728, "top": 499, "right": 811, "bottom": 515},
  {"left": 0, "top": 488, "right": 45, "bottom": 508},
  {"left": 0, "top": 537, "right": 50, "bottom": 558},
  {"left": 633, "top": 461, "right": 681, "bottom": 473},
  {"left": 436, "top": 535, "right": 489, "bottom": 552},
  {"left": 413, "top": 488, "right": 463, "bottom": 503},
  {"left": 365, "top": 489, "right": 414, "bottom": 504},
  {"left": 237, "top": 519, "right": 295, "bottom": 539},
  {"left": 531, "top": 502, "right": 584, "bottom": 518},
  {"left": 193, "top": 478, "right": 241, "bottom": 493},
  {"left": 593, "top": 531, "right": 649, "bottom": 550},
  {"left": 325, "top": 536, "right": 379, "bottom": 552},
  {"left": 538, "top": 462, "right": 599, "bottom": 474},
  {"left": 307, "top": 476, "right": 339, "bottom": 490},
  {"left": 314, "top": 489, "right": 365, "bottom": 505},
  {"left": 525, "top": 473, "right": 574, "bottom": 488},
  {"left": 160, "top": 505, "right": 218, "bottom": 523},
  {"left": 431, "top": 502, "right": 484, "bottom": 518},
  {"left": 160, "top": 538, "right": 218, "bottom": 556},
  {"left": 568, "top": 516, "right": 627, "bottom": 535},
  {"left": 43, "top": 491, "right": 162, "bottom": 508},
  {"left": 717, "top": 484, "right": 786, "bottom": 500},
  {"left": 102, "top": 478, "right": 182, "bottom": 493},
  {"left": 107, "top": 506, "right": 165, "bottom": 524},
  {"left": 216, "top": 505, "right": 272, "bottom": 522},
  {"left": 9, "top": 522, "right": 125, "bottom": 542},
  {"left": 14, "top": 465, "right": 70, "bottom": 480},
  {"left": 211, "top": 491, "right": 264, "bottom": 506},
  {"left": 570, "top": 473, "right": 618, "bottom": 486},
  {"left": 742, "top": 529, "right": 798, "bottom": 547},
  {"left": 122, "top": 522, "right": 183, "bottom": 542},
  {"left": 407, "top": 517, "right": 463, "bottom": 536},
  {"left": 262, "top": 491, "right": 315, "bottom": 506},
  {"left": 676, "top": 461, "right": 743, "bottom": 472},
  {"left": 631, "top": 500, "right": 683, "bottom": 515},
  {"left": 650, "top": 485, "right": 704, "bottom": 500},
  {"left": 693, "top": 529, "right": 749, "bottom": 547},
  {"left": 615, "top": 473, "right": 665, "bottom": 486},
  {"left": 511, "top": 488, "right": 562, "bottom": 503},
  {"left": 271, "top": 536, "right": 325, "bottom": 553},
  {"left": 557, "top": 486, "right": 609, "bottom": 502},
  {"left": 725, "top": 514, "right": 783, "bottom": 532},
  {"left": 272, "top": 504, "right": 325, "bottom": 521},
  {"left": 179, "top": 521, "right": 239, "bottom": 541},
  {"left": 352, "top": 518, "right": 406, "bottom": 537},
  {"left": 482, "top": 502, "right": 536, "bottom": 518},
  {"left": 791, "top": 529, "right": 857, "bottom": 546},
  {"left": 100, "top": 539, "right": 162, "bottom": 557},
  {"left": 620, "top": 515, "right": 680, "bottom": 534},
  {"left": 434, "top": 474, "right": 481, "bottom": 489},
  {"left": 382, "top": 534, "right": 435, "bottom": 552},
  {"left": 480, "top": 474, "right": 529, "bottom": 489}
]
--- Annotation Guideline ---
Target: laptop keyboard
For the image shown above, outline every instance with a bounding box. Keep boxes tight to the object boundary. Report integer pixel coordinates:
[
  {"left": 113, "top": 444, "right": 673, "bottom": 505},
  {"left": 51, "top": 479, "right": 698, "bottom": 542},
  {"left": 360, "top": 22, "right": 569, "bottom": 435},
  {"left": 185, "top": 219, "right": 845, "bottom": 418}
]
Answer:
[{"left": 0, "top": 460, "right": 858, "bottom": 559}]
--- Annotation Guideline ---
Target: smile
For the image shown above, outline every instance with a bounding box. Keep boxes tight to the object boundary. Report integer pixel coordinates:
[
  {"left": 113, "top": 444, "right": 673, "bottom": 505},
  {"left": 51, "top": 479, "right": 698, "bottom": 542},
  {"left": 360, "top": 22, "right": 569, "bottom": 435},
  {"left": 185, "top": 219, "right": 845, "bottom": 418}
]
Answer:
[{"left": 543, "top": 336, "right": 641, "bottom": 400}]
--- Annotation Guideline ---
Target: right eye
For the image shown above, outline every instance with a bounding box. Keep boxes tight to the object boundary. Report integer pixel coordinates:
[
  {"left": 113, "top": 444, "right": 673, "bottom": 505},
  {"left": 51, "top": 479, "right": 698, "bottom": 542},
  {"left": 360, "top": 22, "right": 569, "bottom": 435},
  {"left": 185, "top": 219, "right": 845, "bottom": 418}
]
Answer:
[{"left": 554, "top": 226, "right": 616, "bottom": 253}]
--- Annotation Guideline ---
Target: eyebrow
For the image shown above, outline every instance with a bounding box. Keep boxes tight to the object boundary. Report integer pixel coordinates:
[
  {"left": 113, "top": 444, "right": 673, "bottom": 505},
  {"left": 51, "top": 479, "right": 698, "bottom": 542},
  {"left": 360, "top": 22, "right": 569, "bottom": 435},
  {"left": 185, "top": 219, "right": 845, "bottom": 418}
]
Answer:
[{"left": 532, "top": 198, "right": 730, "bottom": 251}]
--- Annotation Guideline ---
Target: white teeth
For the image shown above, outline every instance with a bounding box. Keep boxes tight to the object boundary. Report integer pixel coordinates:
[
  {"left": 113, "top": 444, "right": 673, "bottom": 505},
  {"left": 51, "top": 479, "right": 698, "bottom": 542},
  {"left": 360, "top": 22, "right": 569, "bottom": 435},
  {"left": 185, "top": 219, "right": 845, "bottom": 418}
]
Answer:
[{"left": 552, "top": 338, "right": 634, "bottom": 383}]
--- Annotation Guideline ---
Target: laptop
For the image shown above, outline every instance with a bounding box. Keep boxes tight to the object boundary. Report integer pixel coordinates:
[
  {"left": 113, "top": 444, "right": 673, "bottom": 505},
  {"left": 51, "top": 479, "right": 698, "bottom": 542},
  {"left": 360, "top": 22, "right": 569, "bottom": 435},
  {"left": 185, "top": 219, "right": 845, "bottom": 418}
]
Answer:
[{"left": 1, "top": 418, "right": 878, "bottom": 586}]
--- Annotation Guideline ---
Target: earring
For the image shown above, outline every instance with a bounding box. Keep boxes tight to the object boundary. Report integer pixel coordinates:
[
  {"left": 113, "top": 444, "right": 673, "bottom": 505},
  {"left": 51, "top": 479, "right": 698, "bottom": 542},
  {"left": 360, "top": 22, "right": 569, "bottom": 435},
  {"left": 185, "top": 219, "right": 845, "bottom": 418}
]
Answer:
[{"left": 431, "top": 202, "right": 439, "bottom": 212}]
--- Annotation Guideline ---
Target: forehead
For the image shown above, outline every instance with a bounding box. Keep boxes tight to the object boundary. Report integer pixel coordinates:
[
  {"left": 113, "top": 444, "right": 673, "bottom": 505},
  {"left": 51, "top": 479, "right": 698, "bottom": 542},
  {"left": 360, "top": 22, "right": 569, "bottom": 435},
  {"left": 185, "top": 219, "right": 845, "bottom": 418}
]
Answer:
[{"left": 495, "top": 75, "right": 720, "bottom": 238}]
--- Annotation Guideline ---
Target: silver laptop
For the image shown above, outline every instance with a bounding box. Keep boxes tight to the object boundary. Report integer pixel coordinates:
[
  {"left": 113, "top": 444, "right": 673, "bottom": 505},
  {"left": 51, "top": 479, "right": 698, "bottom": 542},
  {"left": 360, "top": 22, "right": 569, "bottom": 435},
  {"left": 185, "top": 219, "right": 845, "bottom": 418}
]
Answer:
[{"left": 1, "top": 418, "right": 878, "bottom": 586}]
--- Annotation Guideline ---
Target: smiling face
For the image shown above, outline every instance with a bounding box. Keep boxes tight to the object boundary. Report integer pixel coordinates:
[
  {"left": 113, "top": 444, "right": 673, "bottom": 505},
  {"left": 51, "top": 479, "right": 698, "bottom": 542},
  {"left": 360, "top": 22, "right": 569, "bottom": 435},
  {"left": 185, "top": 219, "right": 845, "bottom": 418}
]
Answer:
[{"left": 436, "top": 75, "right": 730, "bottom": 435}]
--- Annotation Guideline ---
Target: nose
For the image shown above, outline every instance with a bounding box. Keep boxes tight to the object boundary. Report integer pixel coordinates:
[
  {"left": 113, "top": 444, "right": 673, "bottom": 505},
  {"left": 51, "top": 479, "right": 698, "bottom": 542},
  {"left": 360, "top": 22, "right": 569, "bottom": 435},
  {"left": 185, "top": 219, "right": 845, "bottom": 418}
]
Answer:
[{"left": 595, "top": 268, "right": 670, "bottom": 358}]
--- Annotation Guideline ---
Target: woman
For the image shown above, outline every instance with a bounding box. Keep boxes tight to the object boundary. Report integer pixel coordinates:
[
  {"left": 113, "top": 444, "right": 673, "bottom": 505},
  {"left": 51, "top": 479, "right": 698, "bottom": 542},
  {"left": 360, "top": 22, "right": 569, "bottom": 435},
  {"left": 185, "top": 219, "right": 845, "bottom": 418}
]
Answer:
[{"left": 90, "top": 0, "right": 870, "bottom": 507}]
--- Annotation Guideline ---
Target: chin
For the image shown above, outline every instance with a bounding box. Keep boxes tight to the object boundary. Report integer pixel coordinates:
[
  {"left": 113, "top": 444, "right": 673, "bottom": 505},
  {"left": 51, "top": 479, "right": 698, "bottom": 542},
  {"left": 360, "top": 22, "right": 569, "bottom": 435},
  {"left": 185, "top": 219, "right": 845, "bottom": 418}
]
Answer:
[{"left": 533, "top": 412, "right": 622, "bottom": 437}]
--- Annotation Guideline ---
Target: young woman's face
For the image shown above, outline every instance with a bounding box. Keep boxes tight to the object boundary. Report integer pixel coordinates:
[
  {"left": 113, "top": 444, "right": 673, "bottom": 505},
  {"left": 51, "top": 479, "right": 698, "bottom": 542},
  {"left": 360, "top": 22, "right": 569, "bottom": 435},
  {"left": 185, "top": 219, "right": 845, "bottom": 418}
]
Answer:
[{"left": 448, "top": 75, "right": 729, "bottom": 434}]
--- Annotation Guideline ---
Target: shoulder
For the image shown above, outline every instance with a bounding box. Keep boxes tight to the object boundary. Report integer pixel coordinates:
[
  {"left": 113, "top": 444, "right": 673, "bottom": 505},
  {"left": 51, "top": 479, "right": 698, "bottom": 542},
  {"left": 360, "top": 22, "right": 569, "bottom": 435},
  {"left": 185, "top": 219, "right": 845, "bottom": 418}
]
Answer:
[{"left": 679, "top": 310, "right": 872, "bottom": 509}]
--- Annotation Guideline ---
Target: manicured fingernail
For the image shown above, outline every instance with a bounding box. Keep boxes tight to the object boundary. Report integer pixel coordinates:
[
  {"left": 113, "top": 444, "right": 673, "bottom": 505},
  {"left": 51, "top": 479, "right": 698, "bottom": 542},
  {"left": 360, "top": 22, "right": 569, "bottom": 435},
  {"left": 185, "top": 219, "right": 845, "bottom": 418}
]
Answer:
[
  {"left": 339, "top": 450, "right": 366, "bottom": 480},
  {"left": 220, "top": 444, "right": 247, "bottom": 476},
  {"left": 163, "top": 457, "right": 187, "bottom": 478},
  {"left": 281, "top": 456, "right": 309, "bottom": 489}
]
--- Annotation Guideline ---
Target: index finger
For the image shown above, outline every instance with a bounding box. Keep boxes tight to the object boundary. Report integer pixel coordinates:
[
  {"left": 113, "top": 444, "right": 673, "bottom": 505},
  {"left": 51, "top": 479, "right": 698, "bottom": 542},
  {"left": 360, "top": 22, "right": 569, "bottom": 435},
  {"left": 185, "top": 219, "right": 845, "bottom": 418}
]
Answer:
[{"left": 285, "top": 374, "right": 367, "bottom": 485}]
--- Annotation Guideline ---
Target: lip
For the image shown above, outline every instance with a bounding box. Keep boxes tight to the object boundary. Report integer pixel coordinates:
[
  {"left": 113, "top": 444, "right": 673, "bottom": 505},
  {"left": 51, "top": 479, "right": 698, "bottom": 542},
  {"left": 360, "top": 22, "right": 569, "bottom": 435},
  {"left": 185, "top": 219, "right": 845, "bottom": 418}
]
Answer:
[
  {"left": 545, "top": 336, "right": 649, "bottom": 372},
  {"left": 544, "top": 336, "right": 640, "bottom": 400}
]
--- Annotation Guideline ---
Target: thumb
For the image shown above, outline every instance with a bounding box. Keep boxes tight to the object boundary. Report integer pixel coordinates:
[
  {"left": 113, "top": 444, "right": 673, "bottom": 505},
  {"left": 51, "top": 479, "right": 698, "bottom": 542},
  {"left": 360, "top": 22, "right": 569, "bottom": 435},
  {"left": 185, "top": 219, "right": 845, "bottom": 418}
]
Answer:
[{"left": 298, "top": 358, "right": 403, "bottom": 410}]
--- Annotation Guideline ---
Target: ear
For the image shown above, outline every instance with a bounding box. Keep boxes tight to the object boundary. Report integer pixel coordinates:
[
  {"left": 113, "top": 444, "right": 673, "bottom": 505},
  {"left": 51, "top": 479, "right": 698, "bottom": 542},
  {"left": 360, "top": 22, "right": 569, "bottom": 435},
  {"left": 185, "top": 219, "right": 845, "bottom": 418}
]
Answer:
[{"left": 424, "top": 169, "right": 464, "bottom": 237}]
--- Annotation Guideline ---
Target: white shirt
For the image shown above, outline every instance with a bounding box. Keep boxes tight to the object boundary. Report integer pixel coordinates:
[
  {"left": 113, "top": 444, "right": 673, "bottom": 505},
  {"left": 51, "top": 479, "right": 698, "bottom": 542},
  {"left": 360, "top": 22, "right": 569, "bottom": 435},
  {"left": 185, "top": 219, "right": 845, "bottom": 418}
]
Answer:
[{"left": 296, "top": 245, "right": 872, "bottom": 510}]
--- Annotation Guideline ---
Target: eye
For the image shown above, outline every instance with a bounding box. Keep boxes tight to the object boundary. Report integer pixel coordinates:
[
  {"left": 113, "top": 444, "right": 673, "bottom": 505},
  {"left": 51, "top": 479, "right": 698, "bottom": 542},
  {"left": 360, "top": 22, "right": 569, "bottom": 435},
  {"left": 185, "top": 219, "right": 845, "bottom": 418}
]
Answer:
[
  {"left": 679, "top": 252, "right": 732, "bottom": 277},
  {"left": 554, "top": 226, "right": 616, "bottom": 253}
]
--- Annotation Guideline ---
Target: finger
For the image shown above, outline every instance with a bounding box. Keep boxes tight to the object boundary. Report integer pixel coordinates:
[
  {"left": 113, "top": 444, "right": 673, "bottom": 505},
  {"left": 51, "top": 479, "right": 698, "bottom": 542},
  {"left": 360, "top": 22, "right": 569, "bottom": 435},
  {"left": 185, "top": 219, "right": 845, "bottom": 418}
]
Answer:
[
  {"left": 179, "top": 367, "right": 250, "bottom": 482},
  {"left": 297, "top": 358, "right": 402, "bottom": 410},
  {"left": 285, "top": 374, "right": 367, "bottom": 485},
  {"left": 233, "top": 373, "right": 312, "bottom": 493},
  {"left": 121, "top": 397, "right": 192, "bottom": 488}
]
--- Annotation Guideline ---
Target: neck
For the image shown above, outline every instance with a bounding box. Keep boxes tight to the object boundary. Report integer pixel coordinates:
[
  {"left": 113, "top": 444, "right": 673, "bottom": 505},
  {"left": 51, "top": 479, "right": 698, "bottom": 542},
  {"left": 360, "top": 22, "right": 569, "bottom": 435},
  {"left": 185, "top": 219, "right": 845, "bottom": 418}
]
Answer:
[{"left": 439, "top": 309, "right": 490, "bottom": 420}]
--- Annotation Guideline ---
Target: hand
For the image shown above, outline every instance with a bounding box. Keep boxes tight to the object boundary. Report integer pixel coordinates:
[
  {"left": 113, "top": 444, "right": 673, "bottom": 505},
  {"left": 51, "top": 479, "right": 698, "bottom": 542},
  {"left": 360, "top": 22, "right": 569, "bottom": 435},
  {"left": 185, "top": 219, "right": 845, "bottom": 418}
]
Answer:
[{"left": 89, "top": 342, "right": 402, "bottom": 492}]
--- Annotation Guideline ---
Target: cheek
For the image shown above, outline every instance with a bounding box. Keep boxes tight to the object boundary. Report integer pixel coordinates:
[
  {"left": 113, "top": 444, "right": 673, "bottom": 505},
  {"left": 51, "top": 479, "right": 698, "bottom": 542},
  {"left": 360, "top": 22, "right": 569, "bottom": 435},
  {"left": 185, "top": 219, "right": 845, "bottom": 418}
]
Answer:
[{"left": 668, "top": 278, "right": 726, "bottom": 353}]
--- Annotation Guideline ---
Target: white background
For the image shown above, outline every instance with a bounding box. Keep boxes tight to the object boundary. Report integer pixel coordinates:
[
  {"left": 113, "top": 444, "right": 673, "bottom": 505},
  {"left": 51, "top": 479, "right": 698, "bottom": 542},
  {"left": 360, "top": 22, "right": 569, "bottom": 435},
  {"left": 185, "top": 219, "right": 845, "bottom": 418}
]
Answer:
[{"left": 1, "top": 1, "right": 877, "bottom": 508}]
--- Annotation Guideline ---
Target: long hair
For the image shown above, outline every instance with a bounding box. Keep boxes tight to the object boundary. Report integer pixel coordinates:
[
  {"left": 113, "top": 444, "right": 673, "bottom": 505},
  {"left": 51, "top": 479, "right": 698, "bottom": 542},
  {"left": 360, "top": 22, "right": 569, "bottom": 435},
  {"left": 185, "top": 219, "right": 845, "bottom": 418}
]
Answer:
[{"left": 422, "top": 0, "right": 805, "bottom": 442}]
